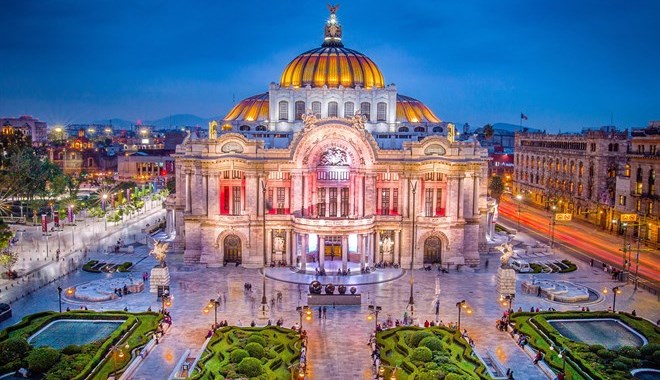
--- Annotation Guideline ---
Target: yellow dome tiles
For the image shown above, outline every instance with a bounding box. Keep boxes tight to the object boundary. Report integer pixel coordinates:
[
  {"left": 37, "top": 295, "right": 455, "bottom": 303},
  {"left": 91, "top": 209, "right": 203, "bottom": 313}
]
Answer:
[
  {"left": 280, "top": 47, "right": 384, "bottom": 89},
  {"left": 223, "top": 93, "right": 269, "bottom": 122},
  {"left": 396, "top": 95, "right": 441, "bottom": 123}
]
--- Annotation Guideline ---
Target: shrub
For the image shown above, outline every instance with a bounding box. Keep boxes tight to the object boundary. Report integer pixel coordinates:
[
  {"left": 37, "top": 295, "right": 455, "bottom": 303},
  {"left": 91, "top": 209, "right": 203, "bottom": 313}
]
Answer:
[
  {"left": 236, "top": 357, "right": 264, "bottom": 377},
  {"left": 445, "top": 373, "right": 468, "bottom": 380},
  {"left": 82, "top": 260, "right": 101, "bottom": 273},
  {"left": 61, "top": 344, "right": 83, "bottom": 355},
  {"left": 414, "top": 370, "right": 440, "bottom": 380},
  {"left": 245, "top": 342, "right": 265, "bottom": 359},
  {"left": 410, "top": 346, "right": 433, "bottom": 363},
  {"left": 596, "top": 349, "right": 615, "bottom": 360},
  {"left": 0, "top": 337, "right": 30, "bottom": 363},
  {"left": 117, "top": 262, "right": 133, "bottom": 272},
  {"left": 618, "top": 345, "right": 641, "bottom": 358},
  {"left": 419, "top": 336, "right": 444, "bottom": 352},
  {"left": 589, "top": 344, "right": 606, "bottom": 353},
  {"left": 27, "top": 347, "right": 60, "bottom": 373},
  {"left": 611, "top": 360, "right": 629, "bottom": 371},
  {"left": 407, "top": 330, "right": 434, "bottom": 347},
  {"left": 230, "top": 348, "right": 249, "bottom": 363},
  {"left": 246, "top": 334, "right": 267, "bottom": 347}
]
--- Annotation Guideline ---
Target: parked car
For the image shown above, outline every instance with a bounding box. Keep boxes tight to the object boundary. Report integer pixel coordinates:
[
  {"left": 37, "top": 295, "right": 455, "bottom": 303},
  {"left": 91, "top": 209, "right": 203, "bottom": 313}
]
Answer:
[
  {"left": 509, "top": 259, "right": 532, "bottom": 273},
  {"left": 0, "top": 303, "right": 12, "bottom": 322}
]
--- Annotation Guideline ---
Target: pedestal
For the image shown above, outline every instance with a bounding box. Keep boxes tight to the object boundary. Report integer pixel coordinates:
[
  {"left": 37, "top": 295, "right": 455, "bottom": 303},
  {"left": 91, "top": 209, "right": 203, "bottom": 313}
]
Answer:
[
  {"left": 150, "top": 266, "right": 170, "bottom": 293},
  {"left": 496, "top": 266, "right": 516, "bottom": 298}
]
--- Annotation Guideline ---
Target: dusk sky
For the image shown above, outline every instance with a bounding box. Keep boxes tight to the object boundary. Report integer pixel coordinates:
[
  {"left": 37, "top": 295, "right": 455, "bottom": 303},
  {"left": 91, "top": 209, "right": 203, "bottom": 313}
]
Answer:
[{"left": 0, "top": 0, "right": 658, "bottom": 132}]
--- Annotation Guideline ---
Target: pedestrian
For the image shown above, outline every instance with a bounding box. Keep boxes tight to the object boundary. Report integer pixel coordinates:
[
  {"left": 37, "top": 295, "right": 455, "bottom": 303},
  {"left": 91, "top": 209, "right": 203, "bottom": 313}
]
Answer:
[
  {"left": 485, "top": 259, "right": 489, "bottom": 269},
  {"left": 318, "top": 307, "right": 322, "bottom": 318},
  {"left": 590, "top": 258, "right": 594, "bottom": 267},
  {"left": 631, "top": 309, "right": 637, "bottom": 316},
  {"left": 322, "top": 306, "right": 327, "bottom": 319},
  {"left": 537, "top": 287, "right": 542, "bottom": 297},
  {"left": 533, "top": 351, "right": 543, "bottom": 364}
]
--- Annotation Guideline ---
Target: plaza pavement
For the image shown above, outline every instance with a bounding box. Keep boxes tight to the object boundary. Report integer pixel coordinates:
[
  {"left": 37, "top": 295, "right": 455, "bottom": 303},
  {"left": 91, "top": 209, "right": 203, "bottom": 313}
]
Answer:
[{"left": 1, "top": 219, "right": 658, "bottom": 380}]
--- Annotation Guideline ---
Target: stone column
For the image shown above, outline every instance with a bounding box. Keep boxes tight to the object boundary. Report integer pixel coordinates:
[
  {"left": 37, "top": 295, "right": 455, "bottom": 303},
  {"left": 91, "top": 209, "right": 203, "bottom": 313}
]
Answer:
[
  {"left": 359, "top": 234, "right": 365, "bottom": 269},
  {"left": 365, "top": 174, "right": 377, "bottom": 216},
  {"left": 185, "top": 172, "right": 191, "bottom": 213},
  {"left": 458, "top": 175, "right": 465, "bottom": 219},
  {"left": 394, "top": 230, "right": 400, "bottom": 265},
  {"left": 473, "top": 175, "right": 480, "bottom": 218},
  {"left": 266, "top": 229, "right": 272, "bottom": 264},
  {"left": 202, "top": 174, "right": 209, "bottom": 216},
  {"left": 301, "top": 234, "right": 308, "bottom": 272},
  {"left": 341, "top": 235, "right": 348, "bottom": 271},
  {"left": 349, "top": 172, "right": 355, "bottom": 217},
  {"left": 293, "top": 232, "right": 299, "bottom": 266},
  {"left": 447, "top": 176, "right": 456, "bottom": 221},
  {"left": 292, "top": 172, "right": 303, "bottom": 216},
  {"left": 191, "top": 171, "right": 205, "bottom": 215},
  {"left": 287, "top": 230, "right": 293, "bottom": 265},
  {"left": 375, "top": 230, "right": 381, "bottom": 263},
  {"left": 318, "top": 235, "right": 325, "bottom": 271}
]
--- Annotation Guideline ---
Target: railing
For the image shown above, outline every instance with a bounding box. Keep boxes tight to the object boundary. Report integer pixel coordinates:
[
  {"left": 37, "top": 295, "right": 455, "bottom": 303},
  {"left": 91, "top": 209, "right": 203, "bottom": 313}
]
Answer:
[{"left": 293, "top": 216, "right": 374, "bottom": 227}]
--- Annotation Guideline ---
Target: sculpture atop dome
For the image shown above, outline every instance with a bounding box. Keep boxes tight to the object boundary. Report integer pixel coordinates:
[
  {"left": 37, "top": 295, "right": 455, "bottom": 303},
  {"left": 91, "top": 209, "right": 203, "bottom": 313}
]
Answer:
[{"left": 324, "top": 4, "right": 343, "bottom": 47}]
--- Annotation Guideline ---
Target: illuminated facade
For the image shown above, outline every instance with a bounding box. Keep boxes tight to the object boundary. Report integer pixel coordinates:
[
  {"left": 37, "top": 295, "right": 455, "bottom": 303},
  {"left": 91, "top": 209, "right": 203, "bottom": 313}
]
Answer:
[{"left": 170, "top": 7, "right": 489, "bottom": 270}]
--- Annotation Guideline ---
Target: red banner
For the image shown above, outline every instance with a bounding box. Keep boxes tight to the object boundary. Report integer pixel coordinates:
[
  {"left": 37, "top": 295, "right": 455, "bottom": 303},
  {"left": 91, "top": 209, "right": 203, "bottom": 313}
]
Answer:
[{"left": 41, "top": 214, "right": 47, "bottom": 233}]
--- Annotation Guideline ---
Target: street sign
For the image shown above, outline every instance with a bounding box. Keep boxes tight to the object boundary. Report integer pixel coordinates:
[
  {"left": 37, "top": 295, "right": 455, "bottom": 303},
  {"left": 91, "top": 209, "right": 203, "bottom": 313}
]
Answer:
[
  {"left": 620, "top": 214, "right": 638, "bottom": 222},
  {"left": 555, "top": 213, "right": 572, "bottom": 222}
]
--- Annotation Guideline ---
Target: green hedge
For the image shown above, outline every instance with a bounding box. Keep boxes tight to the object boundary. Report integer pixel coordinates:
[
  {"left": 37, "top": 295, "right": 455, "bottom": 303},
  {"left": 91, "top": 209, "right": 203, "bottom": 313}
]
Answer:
[
  {"left": 117, "top": 262, "right": 133, "bottom": 272},
  {"left": 82, "top": 260, "right": 101, "bottom": 273}
]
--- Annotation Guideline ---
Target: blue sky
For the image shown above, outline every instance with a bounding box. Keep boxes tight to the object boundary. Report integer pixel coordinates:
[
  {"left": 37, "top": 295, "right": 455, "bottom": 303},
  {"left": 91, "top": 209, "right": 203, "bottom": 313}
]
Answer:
[{"left": 0, "top": 0, "right": 658, "bottom": 132}]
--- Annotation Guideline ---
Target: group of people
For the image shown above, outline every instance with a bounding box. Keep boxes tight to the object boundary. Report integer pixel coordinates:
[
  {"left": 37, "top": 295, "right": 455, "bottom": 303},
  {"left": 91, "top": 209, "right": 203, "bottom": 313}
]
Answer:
[
  {"left": 113, "top": 285, "right": 129, "bottom": 298},
  {"left": 368, "top": 332, "right": 382, "bottom": 374},
  {"left": 317, "top": 306, "right": 328, "bottom": 319},
  {"left": 269, "top": 260, "right": 288, "bottom": 267},
  {"left": 374, "top": 261, "right": 399, "bottom": 269}
]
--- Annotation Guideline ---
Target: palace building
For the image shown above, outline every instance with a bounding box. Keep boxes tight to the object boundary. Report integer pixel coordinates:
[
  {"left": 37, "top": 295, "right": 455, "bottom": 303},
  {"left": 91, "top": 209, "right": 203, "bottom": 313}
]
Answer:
[{"left": 168, "top": 7, "right": 489, "bottom": 270}]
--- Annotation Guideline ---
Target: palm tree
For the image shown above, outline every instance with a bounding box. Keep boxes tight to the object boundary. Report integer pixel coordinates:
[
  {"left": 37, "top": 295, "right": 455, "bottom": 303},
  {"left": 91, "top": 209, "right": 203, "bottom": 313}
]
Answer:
[
  {"left": 482, "top": 124, "right": 494, "bottom": 140},
  {"left": 489, "top": 175, "right": 505, "bottom": 203}
]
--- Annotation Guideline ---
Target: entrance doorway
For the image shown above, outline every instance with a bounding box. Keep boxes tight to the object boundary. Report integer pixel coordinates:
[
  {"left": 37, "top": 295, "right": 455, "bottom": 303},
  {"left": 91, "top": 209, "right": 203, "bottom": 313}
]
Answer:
[
  {"left": 223, "top": 234, "right": 242, "bottom": 263},
  {"left": 323, "top": 236, "right": 341, "bottom": 261},
  {"left": 423, "top": 236, "right": 442, "bottom": 264}
]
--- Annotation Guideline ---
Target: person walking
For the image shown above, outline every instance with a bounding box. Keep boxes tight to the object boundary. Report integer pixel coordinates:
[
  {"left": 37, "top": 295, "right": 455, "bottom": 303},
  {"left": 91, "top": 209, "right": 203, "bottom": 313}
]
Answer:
[{"left": 322, "top": 306, "right": 327, "bottom": 319}]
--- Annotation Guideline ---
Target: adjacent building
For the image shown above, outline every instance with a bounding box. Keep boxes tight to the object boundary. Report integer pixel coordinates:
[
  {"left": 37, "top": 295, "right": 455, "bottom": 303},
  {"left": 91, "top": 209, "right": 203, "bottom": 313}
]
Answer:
[
  {"left": 0, "top": 115, "right": 48, "bottom": 146},
  {"left": 169, "top": 7, "right": 490, "bottom": 270}
]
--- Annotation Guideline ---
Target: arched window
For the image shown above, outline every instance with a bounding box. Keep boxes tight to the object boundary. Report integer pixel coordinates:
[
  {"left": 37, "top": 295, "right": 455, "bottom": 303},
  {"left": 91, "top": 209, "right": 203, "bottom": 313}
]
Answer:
[
  {"left": 360, "top": 102, "right": 371, "bottom": 120},
  {"left": 398, "top": 127, "right": 409, "bottom": 132},
  {"left": 414, "top": 126, "right": 425, "bottom": 133},
  {"left": 578, "top": 162, "right": 584, "bottom": 177},
  {"left": 239, "top": 125, "right": 251, "bottom": 131},
  {"left": 614, "top": 143, "right": 619, "bottom": 152},
  {"left": 87, "top": 157, "right": 94, "bottom": 167},
  {"left": 255, "top": 125, "right": 267, "bottom": 131},
  {"left": 278, "top": 101, "right": 288, "bottom": 121},
  {"left": 649, "top": 169, "right": 655, "bottom": 195},
  {"left": 328, "top": 101, "right": 338, "bottom": 117},
  {"left": 376, "top": 102, "right": 387, "bottom": 121},
  {"left": 58, "top": 152, "right": 64, "bottom": 160},
  {"left": 625, "top": 164, "right": 631, "bottom": 177},
  {"left": 344, "top": 102, "right": 354, "bottom": 117},
  {"left": 637, "top": 167, "right": 643, "bottom": 181},
  {"left": 432, "top": 127, "right": 443, "bottom": 133},
  {"left": 294, "top": 101, "right": 305, "bottom": 120},
  {"left": 312, "top": 101, "right": 321, "bottom": 116}
]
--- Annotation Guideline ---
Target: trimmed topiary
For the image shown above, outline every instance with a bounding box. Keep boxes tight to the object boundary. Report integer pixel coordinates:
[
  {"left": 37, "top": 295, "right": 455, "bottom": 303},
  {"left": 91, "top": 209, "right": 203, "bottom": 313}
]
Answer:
[
  {"left": 61, "top": 344, "right": 83, "bottom": 355},
  {"left": 27, "top": 347, "right": 60, "bottom": 374},
  {"left": 407, "top": 330, "right": 434, "bottom": 347},
  {"left": 419, "top": 336, "right": 444, "bottom": 352},
  {"left": 0, "top": 337, "right": 30, "bottom": 363},
  {"left": 410, "top": 346, "right": 433, "bottom": 363},
  {"left": 245, "top": 342, "right": 265, "bottom": 359},
  {"left": 246, "top": 334, "right": 267, "bottom": 347},
  {"left": 414, "top": 370, "right": 440, "bottom": 380},
  {"left": 237, "top": 357, "right": 264, "bottom": 377},
  {"left": 230, "top": 348, "right": 249, "bottom": 363}
]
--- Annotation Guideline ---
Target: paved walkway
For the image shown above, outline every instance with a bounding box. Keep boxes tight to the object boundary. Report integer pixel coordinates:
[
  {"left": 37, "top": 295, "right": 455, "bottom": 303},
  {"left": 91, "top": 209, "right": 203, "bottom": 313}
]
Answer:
[{"left": 2, "top": 218, "right": 658, "bottom": 379}]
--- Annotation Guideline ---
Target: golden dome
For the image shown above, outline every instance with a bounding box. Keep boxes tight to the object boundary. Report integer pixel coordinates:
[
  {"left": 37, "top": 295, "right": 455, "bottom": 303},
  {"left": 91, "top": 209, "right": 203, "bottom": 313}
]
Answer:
[
  {"left": 396, "top": 95, "right": 441, "bottom": 123},
  {"left": 223, "top": 93, "right": 269, "bottom": 122},
  {"left": 280, "top": 47, "right": 385, "bottom": 89}
]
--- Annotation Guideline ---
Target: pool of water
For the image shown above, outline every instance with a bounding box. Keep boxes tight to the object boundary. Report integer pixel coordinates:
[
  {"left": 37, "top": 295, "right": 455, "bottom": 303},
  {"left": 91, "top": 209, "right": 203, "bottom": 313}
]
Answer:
[
  {"left": 28, "top": 319, "right": 123, "bottom": 349},
  {"left": 548, "top": 318, "right": 647, "bottom": 349},
  {"left": 632, "top": 368, "right": 660, "bottom": 380}
]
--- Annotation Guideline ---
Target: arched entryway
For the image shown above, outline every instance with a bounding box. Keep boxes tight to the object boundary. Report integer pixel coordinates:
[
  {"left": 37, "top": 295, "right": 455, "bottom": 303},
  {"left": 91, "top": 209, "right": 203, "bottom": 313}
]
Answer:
[
  {"left": 223, "top": 234, "right": 242, "bottom": 263},
  {"left": 423, "top": 236, "right": 442, "bottom": 264}
]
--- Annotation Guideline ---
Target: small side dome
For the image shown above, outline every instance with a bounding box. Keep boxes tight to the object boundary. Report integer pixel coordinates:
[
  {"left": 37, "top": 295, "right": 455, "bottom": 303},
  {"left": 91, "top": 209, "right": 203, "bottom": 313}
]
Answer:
[
  {"left": 223, "top": 93, "right": 269, "bottom": 122},
  {"left": 396, "top": 94, "right": 441, "bottom": 123}
]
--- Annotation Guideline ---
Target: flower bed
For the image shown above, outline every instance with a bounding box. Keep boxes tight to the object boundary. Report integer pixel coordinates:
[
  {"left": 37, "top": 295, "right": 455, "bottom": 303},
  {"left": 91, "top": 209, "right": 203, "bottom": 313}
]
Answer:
[
  {"left": 190, "top": 326, "right": 302, "bottom": 380},
  {"left": 376, "top": 326, "right": 489, "bottom": 379},
  {"left": 509, "top": 311, "right": 660, "bottom": 380}
]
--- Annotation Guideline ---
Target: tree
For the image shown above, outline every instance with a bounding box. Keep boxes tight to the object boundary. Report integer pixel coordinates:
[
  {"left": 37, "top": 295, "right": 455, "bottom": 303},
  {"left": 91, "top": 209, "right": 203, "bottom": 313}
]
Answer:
[
  {"left": 0, "top": 250, "right": 18, "bottom": 275},
  {"left": 489, "top": 175, "right": 505, "bottom": 203},
  {"left": 482, "top": 124, "right": 494, "bottom": 140},
  {"left": 0, "top": 221, "right": 13, "bottom": 251}
]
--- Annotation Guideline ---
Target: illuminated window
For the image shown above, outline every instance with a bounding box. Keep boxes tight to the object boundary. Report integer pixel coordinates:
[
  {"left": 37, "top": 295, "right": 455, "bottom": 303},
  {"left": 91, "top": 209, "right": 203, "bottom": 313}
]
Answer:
[
  {"left": 360, "top": 102, "right": 371, "bottom": 120},
  {"left": 295, "top": 101, "right": 305, "bottom": 120},
  {"left": 328, "top": 101, "right": 338, "bottom": 117},
  {"left": 278, "top": 101, "right": 288, "bottom": 121},
  {"left": 650, "top": 169, "right": 655, "bottom": 195},
  {"left": 312, "top": 101, "right": 321, "bottom": 116},
  {"left": 329, "top": 188, "right": 337, "bottom": 216},
  {"left": 636, "top": 199, "right": 641, "bottom": 212},
  {"left": 380, "top": 189, "right": 390, "bottom": 215},
  {"left": 232, "top": 186, "right": 241, "bottom": 215},
  {"left": 392, "top": 189, "right": 398, "bottom": 214},
  {"left": 376, "top": 102, "right": 387, "bottom": 121},
  {"left": 424, "top": 188, "right": 433, "bottom": 217},
  {"left": 344, "top": 102, "right": 354, "bottom": 117},
  {"left": 317, "top": 188, "right": 326, "bottom": 217},
  {"left": 340, "top": 187, "right": 349, "bottom": 217}
]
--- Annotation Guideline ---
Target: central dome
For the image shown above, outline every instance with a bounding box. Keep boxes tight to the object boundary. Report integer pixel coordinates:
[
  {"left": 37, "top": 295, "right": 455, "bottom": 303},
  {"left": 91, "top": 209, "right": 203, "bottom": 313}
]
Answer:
[{"left": 280, "top": 46, "right": 384, "bottom": 89}]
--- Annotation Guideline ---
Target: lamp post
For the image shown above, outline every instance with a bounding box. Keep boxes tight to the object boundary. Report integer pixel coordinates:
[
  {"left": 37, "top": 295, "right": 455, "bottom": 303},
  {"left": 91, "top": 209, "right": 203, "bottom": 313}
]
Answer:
[
  {"left": 261, "top": 178, "right": 269, "bottom": 318},
  {"left": 296, "top": 306, "right": 311, "bottom": 330},
  {"left": 408, "top": 180, "right": 417, "bottom": 319},
  {"left": 550, "top": 205, "right": 557, "bottom": 248},
  {"left": 110, "top": 343, "right": 129, "bottom": 378},
  {"left": 161, "top": 292, "right": 172, "bottom": 314},
  {"left": 603, "top": 286, "right": 621, "bottom": 312},
  {"left": 503, "top": 294, "right": 515, "bottom": 313},
  {"left": 204, "top": 299, "right": 220, "bottom": 327},
  {"left": 456, "top": 300, "right": 471, "bottom": 330},
  {"left": 57, "top": 286, "right": 62, "bottom": 312},
  {"left": 621, "top": 222, "right": 628, "bottom": 277},
  {"left": 367, "top": 304, "right": 382, "bottom": 330},
  {"left": 550, "top": 345, "right": 568, "bottom": 375},
  {"left": 102, "top": 194, "right": 108, "bottom": 231},
  {"left": 516, "top": 194, "right": 522, "bottom": 229}
]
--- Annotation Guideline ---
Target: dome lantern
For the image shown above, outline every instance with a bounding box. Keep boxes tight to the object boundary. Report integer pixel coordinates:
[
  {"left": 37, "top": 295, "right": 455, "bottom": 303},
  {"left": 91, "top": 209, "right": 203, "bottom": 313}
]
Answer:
[{"left": 323, "top": 4, "right": 343, "bottom": 47}]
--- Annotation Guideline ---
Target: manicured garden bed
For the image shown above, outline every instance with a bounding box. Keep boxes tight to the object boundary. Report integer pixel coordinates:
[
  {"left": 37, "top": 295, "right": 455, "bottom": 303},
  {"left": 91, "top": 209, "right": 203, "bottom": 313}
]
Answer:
[
  {"left": 191, "top": 326, "right": 302, "bottom": 380},
  {"left": 376, "top": 326, "right": 489, "bottom": 379},
  {"left": 0, "top": 310, "right": 162, "bottom": 380},
  {"left": 510, "top": 311, "right": 660, "bottom": 380},
  {"left": 82, "top": 260, "right": 133, "bottom": 273}
]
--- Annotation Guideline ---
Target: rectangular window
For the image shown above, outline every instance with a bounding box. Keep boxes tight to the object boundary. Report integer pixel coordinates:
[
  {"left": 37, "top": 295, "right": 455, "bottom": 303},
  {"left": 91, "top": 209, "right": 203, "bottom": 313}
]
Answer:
[
  {"left": 295, "top": 101, "right": 305, "bottom": 120},
  {"left": 340, "top": 187, "right": 349, "bottom": 217},
  {"left": 424, "top": 188, "right": 433, "bottom": 217},
  {"left": 380, "top": 189, "right": 390, "bottom": 215},
  {"left": 278, "top": 101, "right": 288, "bottom": 121},
  {"left": 376, "top": 102, "right": 387, "bottom": 121},
  {"left": 232, "top": 186, "right": 241, "bottom": 215},
  {"left": 344, "top": 102, "right": 354, "bottom": 117},
  {"left": 312, "top": 101, "right": 321, "bottom": 116},
  {"left": 268, "top": 188, "right": 273, "bottom": 213},
  {"left": 329, "top": 188, "right": 337, "bottom": 217},
  {"left": 636, "top": 199, "right": 641, "bottom": 212},
  {"left": 649, "top": 201, "right": 654, "bottom": 215},
  {"left": 360, "top": 102, "right": 371, "bottom": 120},
  {"left": 328, "top": 102, "right": 338, "bottom": 117},
  {"left": 619, "top": 195, "right": 624, "bottom": 205},
  {"left": 435, "top": 189, "right": 443, "bottom": 216},
  {"left": 392, "top": 188, "right": 398, "bottom": 214},
  {"left": 318, "top": 188, "right": 326, "bottom": 217},
  {"left": 277, "top": 187, "right": 285, "bottom": 214}
]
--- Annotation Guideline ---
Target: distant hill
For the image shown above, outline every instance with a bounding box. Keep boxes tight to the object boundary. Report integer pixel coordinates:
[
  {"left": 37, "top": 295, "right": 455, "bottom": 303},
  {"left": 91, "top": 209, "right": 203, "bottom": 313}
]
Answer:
[
  {"left": 491, "top": 123, "right": 542, "bottom": 133},
  {"left": 90, "top": 114, "right": 220, "bottom": 130}
]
